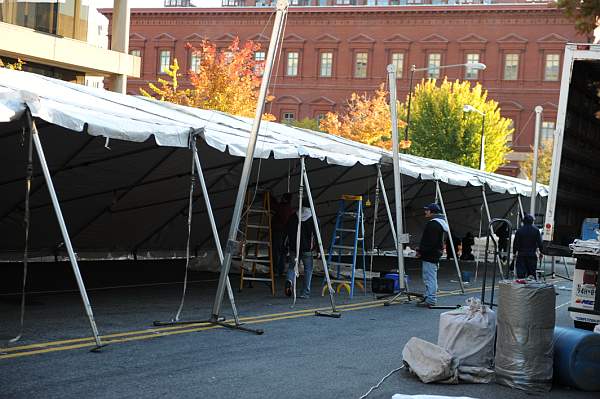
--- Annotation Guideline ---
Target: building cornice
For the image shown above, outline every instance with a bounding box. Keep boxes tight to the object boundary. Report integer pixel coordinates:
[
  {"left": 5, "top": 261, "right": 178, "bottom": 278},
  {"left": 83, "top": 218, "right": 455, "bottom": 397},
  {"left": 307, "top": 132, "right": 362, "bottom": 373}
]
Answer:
[{"left": 100, "top": 4, "right": 563, "bottom": 18}]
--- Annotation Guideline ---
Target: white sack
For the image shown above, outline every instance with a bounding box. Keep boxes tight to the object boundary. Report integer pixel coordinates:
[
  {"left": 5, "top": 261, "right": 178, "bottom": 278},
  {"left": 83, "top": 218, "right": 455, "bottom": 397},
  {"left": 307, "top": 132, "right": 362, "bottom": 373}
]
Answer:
[
  {"left": 437, "top": 298, "right": 496, "bottom": 383},
  {"left": 402, "top": 337, "right": 458, "bottom": 384},
  {"left": 392, "top": 396, "right": 479, "bottom": 399}
]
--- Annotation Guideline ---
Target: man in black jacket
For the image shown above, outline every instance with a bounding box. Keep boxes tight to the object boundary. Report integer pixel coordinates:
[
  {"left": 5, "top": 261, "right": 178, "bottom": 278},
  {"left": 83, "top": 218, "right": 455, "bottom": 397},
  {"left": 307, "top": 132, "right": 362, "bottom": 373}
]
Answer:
[
  {"left": 513, "top": 214, "right": 543, "bottom": 278},
  {"left": 285, "top": 205, "right": 317, "bottom": 298},
  {"left": 417, "top": 203, "right": 448, "bottom": 307}
]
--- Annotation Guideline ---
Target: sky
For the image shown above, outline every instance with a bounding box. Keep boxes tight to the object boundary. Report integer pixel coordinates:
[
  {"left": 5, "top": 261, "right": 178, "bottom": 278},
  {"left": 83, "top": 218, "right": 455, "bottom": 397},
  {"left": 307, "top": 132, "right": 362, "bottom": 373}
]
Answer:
[{"left": 95, "top": 0, "right": 222, "bottom": 8}]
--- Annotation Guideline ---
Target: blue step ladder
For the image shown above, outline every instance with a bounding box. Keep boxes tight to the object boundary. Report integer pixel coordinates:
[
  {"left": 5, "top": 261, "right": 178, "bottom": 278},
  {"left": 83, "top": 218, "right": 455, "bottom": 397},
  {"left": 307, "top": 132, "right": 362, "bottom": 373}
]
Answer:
[{"left": 325, "top": 195, "right": 367, "bottom": 298}]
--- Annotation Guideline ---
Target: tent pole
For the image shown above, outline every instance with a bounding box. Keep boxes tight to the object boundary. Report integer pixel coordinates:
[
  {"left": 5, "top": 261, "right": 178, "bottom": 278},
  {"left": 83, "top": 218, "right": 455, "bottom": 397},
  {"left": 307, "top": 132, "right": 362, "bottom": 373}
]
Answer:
[
  {"left": 517, "top": 194, "right": 525, "bottom": 220},
  {"left": 386, "top": 64, "right": 407, "bottom": 291},
  {"left": 369, "top": 165, "right": 382, "bottom": 276},
  {"left": 291, "top": 158, "right": 305, "bottom": 306},
  {"left": 378, "top": 167, "right": 398, "bottom": 247},
  {"left": 474, "top": 203, "right": 484, "bottom": 282},
  {"left": 436, "top": 180, "right": 465, "bottom": 293},
  {"left": 32, "top": 122, "right": 103, "bottom": 350},
  {"left": 302, "top": 158, "right": 340, "bottom": 317},
  {"left": 193, "top": 143, "right": 241, "bottom": 325},
  {"left": 481, "top": 186, "right": 504, "bottom": 277},
  {"left": 210, "top": 0, "right": 288, "bottom": 321}
]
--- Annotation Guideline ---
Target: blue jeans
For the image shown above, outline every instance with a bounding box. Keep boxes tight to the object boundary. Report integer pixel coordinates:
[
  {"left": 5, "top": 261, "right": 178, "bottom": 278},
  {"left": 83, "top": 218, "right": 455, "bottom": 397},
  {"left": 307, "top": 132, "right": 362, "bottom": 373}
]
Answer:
[
  {"left": 287, "top": 251, "right": 313, "bottom": 296},
  {"left": 422, "top": 260, "right": 438, "bottom": 305}
]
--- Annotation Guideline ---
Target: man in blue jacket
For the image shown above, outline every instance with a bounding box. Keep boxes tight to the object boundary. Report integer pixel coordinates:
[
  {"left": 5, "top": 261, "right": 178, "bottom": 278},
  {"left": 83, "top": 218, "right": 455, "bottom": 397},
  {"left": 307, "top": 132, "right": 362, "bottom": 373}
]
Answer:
[
  {"left": 417, "top": 203, "right": 448, "bottom": 307},
  {"left": 513, "top": 214, "right": 543, "bottom": 278}
]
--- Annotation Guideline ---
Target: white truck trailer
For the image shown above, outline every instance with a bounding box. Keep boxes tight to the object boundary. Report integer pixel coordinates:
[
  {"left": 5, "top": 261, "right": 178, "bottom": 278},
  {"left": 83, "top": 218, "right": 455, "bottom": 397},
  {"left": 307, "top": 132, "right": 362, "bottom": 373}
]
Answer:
[{"left": 543, "top": 43, "right": 600, "bottom": 330}]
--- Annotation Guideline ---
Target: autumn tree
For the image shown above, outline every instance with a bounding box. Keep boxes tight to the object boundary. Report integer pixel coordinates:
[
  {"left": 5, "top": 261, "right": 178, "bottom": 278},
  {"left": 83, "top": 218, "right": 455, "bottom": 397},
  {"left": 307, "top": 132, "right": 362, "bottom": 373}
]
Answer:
[
  {"left": 286, "top": 117, "right": 322, "bottom": 131},
  {"left": 320, "top": 84, "right": 404, "bottom": 149},
  {"left": 141, "top": 38, "right": 274, "bottom": 120},
  {"left": 521, "top": 139, "right": 554, "bottom": 185},
  {"left": 556, "top": 0, "right": 599, "bottom": 37},
  {"left": 401, "top": 79, "right": 513, "bottom": 172},
  {"left": 0, "top": 58, "right": 24, "bottom": 70}
]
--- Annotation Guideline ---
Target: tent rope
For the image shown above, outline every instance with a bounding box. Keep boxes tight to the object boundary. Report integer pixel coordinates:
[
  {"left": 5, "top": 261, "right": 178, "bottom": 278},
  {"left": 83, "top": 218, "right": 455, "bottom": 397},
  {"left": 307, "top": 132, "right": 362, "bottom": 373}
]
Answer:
[
  {"left": 173, "top": 136, "right": 197, "bottom": 322},
  {"left": 4, "top": 112, "right": 34, "bottom": 348}
]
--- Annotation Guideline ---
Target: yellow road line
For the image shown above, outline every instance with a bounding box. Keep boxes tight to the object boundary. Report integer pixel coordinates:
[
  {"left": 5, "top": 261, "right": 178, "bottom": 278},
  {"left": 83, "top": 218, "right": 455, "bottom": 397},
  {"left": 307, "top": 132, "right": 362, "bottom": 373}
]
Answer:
[{"left": 1, "top": 285, "right": 485, "bottom": 360}]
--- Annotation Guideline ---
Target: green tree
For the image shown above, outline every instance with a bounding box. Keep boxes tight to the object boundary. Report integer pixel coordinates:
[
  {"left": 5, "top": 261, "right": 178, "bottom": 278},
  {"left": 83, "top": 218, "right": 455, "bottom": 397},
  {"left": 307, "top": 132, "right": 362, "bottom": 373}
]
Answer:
[
  {"left": 286, "top": 117, "right": 322, "bottom": 131},
  {"left": 401, "top": 78, "right": 513, "bottom": 172},
  {"left": 521, "top": 139, "right": 553, "bottom": 185},
  {"left": 556, "top": 0, "right": 598, "bottom": 37}
]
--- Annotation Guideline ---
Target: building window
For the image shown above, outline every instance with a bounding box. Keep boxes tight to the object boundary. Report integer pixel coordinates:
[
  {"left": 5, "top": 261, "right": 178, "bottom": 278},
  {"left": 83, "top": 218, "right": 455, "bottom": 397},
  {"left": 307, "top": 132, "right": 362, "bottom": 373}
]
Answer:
[
  {"left": 254, "top": 51, "right": 265, "bottom": 75},
  {"left": 506, "top": 120, "right": 514, "bottom": 146},
  {"left": 336, "top": 0, "right": 354, "bottom": 4},
  {"left": 130, "top": 49, "right": 141, "bottom": 58},
  {"left": 190, "top": 53, "right": 201, "bottom": 73},
  {"left": 503, "top": 53, "right": 519, "bottom": 81},
  {"left": 165, "top": 0, "right": 192, "bottom": 6},
  {"left": 320, "top": 52, "right": 333, "bottom": 77},
  {"left": 541, "top": 121, "right": 555, "bottom": 140},
  {"left": 287, "top": 51, "right": 299, "bottom": 77},
  {"left": 290, "top": 0, "right": 310, "bottom": 5},
  {"left": 159, "top": 50, "right": 171, "bottom": 73},
  {"left": 316, "top": 113, "right": 327, "bottom": 125},
  {"left": 391, "top": 52, "right": 404, "bottom": 78},
  {"left": 222, "top": 0, "right": 244, "bottom": 6},
  {"left": 465, "top": 53, "right": 480, "bottom": 80},
  {"left": 282, "top": 112, "right": 295, "bottom": 122},
  {"left": 427, "top": 53, "right": 441, "bottom": 79},
  {"left": 544, "top": 54, "right": 560, "bottom": 81},
  {"left": 354, "top": 52, "right": 368, "bottom": 78}
]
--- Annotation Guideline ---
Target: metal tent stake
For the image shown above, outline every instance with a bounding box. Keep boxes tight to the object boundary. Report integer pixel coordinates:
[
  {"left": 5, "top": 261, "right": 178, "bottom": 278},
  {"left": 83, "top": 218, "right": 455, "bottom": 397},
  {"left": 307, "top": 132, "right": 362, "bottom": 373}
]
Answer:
[
  {"left": 301, "top": 157, "right": 340, "bottom": 318},
  {"left": 32, "top": 122, "right": 104, "bottom": 350},
  {"left": 210, "top": 0, "right": 289, "bottom": 325}
]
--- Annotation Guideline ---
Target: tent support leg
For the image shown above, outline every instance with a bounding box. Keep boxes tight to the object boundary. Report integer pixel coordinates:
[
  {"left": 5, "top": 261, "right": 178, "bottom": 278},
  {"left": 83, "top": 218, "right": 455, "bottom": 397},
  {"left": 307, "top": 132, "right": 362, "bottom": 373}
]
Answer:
[
  {"left": 153, "top": 138, "right": 252, "bottom": 331},
  {"left": 302, "top": 158, "right": 340, "bottom": 318},
  {"left": 436, "top": 180, "right": 465, "bottom": 293},
  {"left": 32, "top": 122, "right": 104, "bottom": 350},
  {"left": 291, "top": 158, "right": 305, "bottom": 307},
  {"left": 369, "top": 165, "right": 382, "bottom": 276},
  {"left": 481, "top": 187, "right": 504, "bottom": 278},
  {"left": 210, "top": 1, "right": 288, "bottom": 324}
]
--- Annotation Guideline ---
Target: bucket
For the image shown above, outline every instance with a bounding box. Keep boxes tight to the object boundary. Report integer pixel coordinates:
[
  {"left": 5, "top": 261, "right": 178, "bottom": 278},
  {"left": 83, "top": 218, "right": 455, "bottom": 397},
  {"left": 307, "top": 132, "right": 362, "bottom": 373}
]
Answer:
[{"left": 461, "top": 271, "right": 473, "bottom": 283}]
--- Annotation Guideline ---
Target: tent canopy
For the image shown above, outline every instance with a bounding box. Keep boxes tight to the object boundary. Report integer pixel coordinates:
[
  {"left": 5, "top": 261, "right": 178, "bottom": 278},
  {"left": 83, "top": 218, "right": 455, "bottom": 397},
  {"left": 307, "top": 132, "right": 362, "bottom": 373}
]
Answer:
[{"left": 0, "top": 68, "right": 547, "bottom": 260}]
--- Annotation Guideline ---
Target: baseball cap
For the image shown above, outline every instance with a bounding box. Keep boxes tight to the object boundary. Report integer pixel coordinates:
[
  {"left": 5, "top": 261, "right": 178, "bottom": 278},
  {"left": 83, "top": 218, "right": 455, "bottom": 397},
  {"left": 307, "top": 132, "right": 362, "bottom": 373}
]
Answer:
[{"left": 424, "top": 203, "right": 442, "bottom": 213}]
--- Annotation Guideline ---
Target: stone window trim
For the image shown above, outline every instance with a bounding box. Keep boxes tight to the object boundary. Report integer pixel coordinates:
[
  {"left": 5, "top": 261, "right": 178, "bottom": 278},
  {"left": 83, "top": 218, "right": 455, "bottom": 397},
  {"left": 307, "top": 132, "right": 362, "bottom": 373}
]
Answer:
[
  {"left": 314, "top": 47, "right": 339, "bottom": 79},
  {"left": 352, "top": 49, "right": 372, "bottom": 79},
  {"left": 187, "top": 50, "right": 201, "bottom": 74},
  {"left": 284, "top": 49, "right": 303, "bottom": 79},
  {"left": 388, "top": 51, "right": 405, "bottom": 80},
  {"left": 540, "top": 51, "right": 561, "bottom": 82},
  {"left": 463, "top": 51, "right": 483, "bottom": 81},
  {"left": 157, "top": 48, "right": 174, "bottom": 75},
  {"left": 281, "top": 110, "right": 297, "bottom": 123},
  {"left": 499, "top": 50, "right": 523, "bottom": 82},
  {"left": 317, "top": 50, "right": 335, "bottom": 79},
  {"left": 423, "top": 51, "right": 445, "bottom": 79}
]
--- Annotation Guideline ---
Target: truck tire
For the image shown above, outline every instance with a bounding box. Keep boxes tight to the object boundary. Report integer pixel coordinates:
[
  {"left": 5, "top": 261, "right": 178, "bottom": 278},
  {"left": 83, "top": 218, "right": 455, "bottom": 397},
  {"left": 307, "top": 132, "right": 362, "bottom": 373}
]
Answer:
[{"left": 573, "top": 320, "right": 596, "bottom": 331}]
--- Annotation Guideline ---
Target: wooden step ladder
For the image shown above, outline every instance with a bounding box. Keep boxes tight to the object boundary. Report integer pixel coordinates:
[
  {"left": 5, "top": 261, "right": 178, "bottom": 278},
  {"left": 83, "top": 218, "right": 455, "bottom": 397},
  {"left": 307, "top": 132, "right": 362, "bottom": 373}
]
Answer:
[{"left": 239, "top": 191, "right": 275, "bottom": 296}]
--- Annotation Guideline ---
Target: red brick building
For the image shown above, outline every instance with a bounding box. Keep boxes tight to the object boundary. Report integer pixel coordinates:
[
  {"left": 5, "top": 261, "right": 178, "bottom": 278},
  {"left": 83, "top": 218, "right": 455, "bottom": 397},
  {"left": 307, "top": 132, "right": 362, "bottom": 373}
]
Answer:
[{"left": 103, "top": 2, "right": 581, "bottom": 175}]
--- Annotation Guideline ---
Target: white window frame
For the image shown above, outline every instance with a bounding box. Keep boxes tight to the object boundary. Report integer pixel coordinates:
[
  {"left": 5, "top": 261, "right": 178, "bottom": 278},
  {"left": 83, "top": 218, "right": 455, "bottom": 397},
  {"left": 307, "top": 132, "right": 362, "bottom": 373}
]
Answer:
[
  {"left": 544, "top": 53, "right": 560, "bottom": 81},
  {"left": 159, "top": 50, "right": 171, "bottom": 74},
  {"left": 320, "top": 51, "right": 333, "bottom": 77},
  {"left": 465, "top": 53, "right": 480, "bottom": 80},
  {"left": 286, "top": 51, "right": 299, "bottom": 77},
  {"left": 504, "top": 53, "right": 519, "bottom": 81},
  {"left": 391, "top": 52, "right": 404, "bottom": 78},
  {"left": 427, "top": 53, "right": 441, "bottom": 79},
  {"left": 354, "top": 52, "right": 368, "bottom": 79}
]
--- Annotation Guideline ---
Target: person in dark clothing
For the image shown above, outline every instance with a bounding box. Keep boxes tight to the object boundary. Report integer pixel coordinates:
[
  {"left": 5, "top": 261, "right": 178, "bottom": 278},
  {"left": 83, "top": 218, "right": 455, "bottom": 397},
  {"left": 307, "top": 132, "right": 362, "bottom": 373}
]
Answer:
[
  {"left": 285, "top": 205, "right": 317, "bottom": 298},
  {"left": 496, "top": 221, "right": 510, "bottom": 262},
  {"left": 271, "top": 193, "right": 294, "bottom": 277},
  {"left": 513, "top": 214, "right": 543, "bottom": 279},
  {"left": 460, "top": 232, "right": 475, "bottom": 261},
  {"left": 417, "top": 203, "right": 448, "bottom": 307},
  {"left": 445, "top": 230, "right": 462, "bottom": 260}
]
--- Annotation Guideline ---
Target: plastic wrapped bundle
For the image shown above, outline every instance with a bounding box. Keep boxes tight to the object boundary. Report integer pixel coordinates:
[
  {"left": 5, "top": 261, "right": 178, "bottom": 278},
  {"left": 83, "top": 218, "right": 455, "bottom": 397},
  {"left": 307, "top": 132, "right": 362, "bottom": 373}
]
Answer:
[
  {"left": 495, "top": 281, "right": 556, "bottom": 392},
  {"left": 438, "top": 298, "right": 496, "bottom": 383}
]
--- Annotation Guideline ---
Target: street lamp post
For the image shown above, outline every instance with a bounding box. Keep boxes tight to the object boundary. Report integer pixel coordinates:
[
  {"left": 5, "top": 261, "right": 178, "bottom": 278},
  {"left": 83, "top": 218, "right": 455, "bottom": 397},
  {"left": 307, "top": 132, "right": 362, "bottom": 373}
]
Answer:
[
  {"left": 403, "top": 62, "right": 486, "bottom": 146},
  {"left": 463, "top": 104, "right": 486, "bottom": 171}
]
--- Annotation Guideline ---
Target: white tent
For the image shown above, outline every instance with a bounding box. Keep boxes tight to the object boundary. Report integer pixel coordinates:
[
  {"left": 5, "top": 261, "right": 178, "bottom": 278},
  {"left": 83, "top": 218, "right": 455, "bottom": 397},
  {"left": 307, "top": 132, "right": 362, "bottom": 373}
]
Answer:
[{"left": 0, "top": 68, "right": 548, "bottom": 344}]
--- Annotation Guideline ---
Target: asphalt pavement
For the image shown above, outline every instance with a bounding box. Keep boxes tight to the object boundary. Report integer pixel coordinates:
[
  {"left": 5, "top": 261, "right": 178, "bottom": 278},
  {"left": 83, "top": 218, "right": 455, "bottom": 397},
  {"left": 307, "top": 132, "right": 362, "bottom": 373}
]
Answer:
[{"left": 0, "top": 259, "right": 592, "bottom": 399}]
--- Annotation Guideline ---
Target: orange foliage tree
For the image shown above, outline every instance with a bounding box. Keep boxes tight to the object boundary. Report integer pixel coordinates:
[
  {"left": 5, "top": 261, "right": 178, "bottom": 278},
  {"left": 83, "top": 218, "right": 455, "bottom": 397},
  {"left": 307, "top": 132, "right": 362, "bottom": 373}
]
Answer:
[
  {"left": 141, "top": 38, "right": 274, "bottom": 120},
  {"left": 319, "top": 84, "right": 405, "bottom": 150}
]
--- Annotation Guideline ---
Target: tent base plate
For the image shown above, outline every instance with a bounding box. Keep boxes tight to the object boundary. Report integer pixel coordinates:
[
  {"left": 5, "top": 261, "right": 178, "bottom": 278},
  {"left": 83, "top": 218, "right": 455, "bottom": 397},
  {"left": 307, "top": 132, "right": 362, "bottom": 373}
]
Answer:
[
  {"left": 314, "top": 310, "right": 341, "bottom": 318},
  {"left": 90, "top": 344, "right": 108, "bottom": 352}
]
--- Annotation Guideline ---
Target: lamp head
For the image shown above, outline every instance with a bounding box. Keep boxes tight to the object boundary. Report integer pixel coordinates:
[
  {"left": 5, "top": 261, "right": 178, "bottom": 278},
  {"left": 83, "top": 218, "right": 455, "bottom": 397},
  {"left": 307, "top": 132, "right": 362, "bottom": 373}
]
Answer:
[
  {"left": 463, "top": 104, "right": 475, "bottom": 113},
  {"left": 466, "top": 62, "right": 487, "bottom": 71}
]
